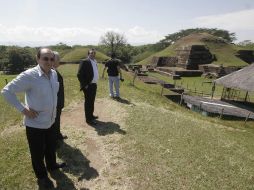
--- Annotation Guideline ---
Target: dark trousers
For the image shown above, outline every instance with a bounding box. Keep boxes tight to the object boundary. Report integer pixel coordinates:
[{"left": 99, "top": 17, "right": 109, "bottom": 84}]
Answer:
[
  {"left": 26, "top": 125, "right": 56, "bottom": 179},
  {"left": 82, "top": 83, "right": 97, "bottom": 122},
  {"left": 54, "top": 108, "right": 63, "bottom": 139}
]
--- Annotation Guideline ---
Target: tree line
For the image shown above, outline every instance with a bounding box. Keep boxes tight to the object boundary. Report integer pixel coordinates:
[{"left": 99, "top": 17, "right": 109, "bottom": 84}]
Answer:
[
  {"left": 1, "top": 28, "right": 253, "bottom": 74},
  {"left": 0, "top": 46, "right": 36, "bottom": 74}
]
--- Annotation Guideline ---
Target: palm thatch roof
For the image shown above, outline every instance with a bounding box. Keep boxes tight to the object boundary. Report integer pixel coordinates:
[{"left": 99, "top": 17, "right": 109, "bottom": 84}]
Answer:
[{"left": 214, "top": 64, "right": 254, "bottom": 92}]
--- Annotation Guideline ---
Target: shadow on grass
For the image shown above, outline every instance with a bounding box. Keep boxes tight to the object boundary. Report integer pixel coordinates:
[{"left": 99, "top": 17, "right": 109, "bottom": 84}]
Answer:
[
  {"left": 89, "top": 121, "right": 127, "bottom": 136},
  {"left": 56, "top": 142, "right": 99, "bottom": 185},
  {"left": 112, "top": 97, "right": 134, "bottom": 105},
  {"left": 49, "top": 170, "right": 77, "bottom": 190}
]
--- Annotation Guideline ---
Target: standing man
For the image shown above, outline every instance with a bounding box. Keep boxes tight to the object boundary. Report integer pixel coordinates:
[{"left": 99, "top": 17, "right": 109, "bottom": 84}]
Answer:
[
  {"left": 102, "top": 53, "right": 124, "bottom": 98},
  {"left": 52, "top": 51, "right": 67, "bottom": 142},
  {"left": 1, "top": 48, "right": 66, "bottom": 189},
  {"left": 77, "top": 48, "right": 99, "bottom": 125}
]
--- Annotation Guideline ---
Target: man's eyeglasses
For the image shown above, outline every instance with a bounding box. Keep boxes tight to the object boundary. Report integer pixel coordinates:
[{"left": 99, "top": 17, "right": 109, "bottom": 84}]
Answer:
[
  {"left": 42, "top": 57, "right": 54, "bottom": 62},
  {"left": 89, "top": 51, "right": 96, "bottom": 55}
]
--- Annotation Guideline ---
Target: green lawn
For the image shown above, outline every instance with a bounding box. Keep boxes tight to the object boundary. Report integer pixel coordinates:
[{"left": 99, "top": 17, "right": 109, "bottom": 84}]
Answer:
[
  {"left": 1, "top": 64, "right": 254, "bottom": 189},
  {"left": 61, "top": 47, "right": 109, "bottom": 62}
]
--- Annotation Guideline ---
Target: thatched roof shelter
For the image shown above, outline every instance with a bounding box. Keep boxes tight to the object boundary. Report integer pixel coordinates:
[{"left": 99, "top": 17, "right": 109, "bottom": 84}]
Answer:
[{"left": 214, "top": 64, "right": 254, "bottom": 92}]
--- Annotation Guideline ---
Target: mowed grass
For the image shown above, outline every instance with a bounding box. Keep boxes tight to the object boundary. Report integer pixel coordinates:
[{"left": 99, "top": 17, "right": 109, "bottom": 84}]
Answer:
[
  {"left": 0, "top": 75, "right": 24, "bottom": 130},
  {"left": 123, "top": 103, "right": 254, "bottom": 189},
  {"left": 147, "top": 72, "right": 254, "bottom": 102},
  {"left": 137, "top": 33, "right": 248, "bottom": 67},
  {"left": 61, "top": 47, "right": 109, "bottom": 62},
  {"left": 1, "top": 64, "right": 254, "bottom": 189}
]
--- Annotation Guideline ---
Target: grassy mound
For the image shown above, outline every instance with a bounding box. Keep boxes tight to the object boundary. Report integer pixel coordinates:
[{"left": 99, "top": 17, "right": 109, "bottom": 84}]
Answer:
[
  {"left": 61, "top": 47, "right": 109, "bottom": 62},
  {"left": 138, "top": 33, "right": 249, "bottom": 67}
]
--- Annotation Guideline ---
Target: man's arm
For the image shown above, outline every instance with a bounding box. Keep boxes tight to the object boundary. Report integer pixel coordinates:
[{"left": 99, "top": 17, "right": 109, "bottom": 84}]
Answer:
[
  {"left": 1, "top": 72, "right": 38, "bottom": 118},
  {"left": 117, "top": 65, "right": 122, "bottom": 79},
  {"left": 77, "top": 60, "right": 89, "bottom": 90},
  {"left": 1, "top": 72, "right": 28, "bottom": 112}
]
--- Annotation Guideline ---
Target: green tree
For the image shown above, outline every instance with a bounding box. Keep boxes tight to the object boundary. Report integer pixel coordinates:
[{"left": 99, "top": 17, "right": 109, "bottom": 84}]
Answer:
[
  {"left": 99, "top": 31, "right": 127, "bottom": 55},
  {"left": 99, "top": 31, "right": 135, "bottom": 63},
  {"left": 117, "top": 44, "right": 134, "bottom": 63},
  {"left": 4, "top": 47, "right": 34, "bottom": 74},
  {"left": 238, "top": 40, "right": 254, "bottom": 48},
  {"left": 160, "top": 28, "right": 236, "bottom": 45},
  {"left": 0, "top": 46, "right": 8, "bottom": 70}
]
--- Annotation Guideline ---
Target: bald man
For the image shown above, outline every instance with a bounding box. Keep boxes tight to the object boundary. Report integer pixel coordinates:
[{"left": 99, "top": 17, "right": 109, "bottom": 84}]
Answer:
[{"left": 1, "top": 48, "right": 66, "bottom": 189}]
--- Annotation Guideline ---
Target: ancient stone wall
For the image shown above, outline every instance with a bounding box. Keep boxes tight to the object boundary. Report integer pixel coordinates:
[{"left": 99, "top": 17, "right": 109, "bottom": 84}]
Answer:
[
  {"left": 236, "top": 50, "right": 254, "bottom": 64},
  {"left": 199, "top": 64, "right": 242, "bottom": 78},
  {"left": 176, "top": 45, "right": 214, "bottom": 70},
  {"left": 151, "top": 56, "right": 178, "bottom": 67}
]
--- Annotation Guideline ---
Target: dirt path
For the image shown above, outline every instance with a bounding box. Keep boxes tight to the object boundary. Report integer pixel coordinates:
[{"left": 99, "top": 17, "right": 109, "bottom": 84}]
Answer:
[{"left": 58, "top": 98, "right": 132, "bottom": 190}]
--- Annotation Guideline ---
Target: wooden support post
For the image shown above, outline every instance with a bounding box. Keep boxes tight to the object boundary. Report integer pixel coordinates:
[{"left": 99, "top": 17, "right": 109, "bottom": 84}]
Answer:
[
  {"left": 5, "top": 79, "right": 8, "bottom": 85},
  {"left": 199, "top": 102, "right": 202, "bottom": 110},
  {"left": 245, "top": 112, "right": 251, "bottom": 124},
  {"left": 244, "top": 91, "right": 249, "bottom": 102},
  {"left": 220, "top": 108, "right": 224, "bottom": 119},
  {"left": 221, "top": 87, "right": 225, "bottom": 100},
  {"left": 237, "top": 91, "right": 240, "bottom": 101},
  {"left": 211, "top": 82, "right": 215, "bottom": 99},
  {"left": 180, "top": 93, "right": 184, "bottom": 105},
  {"left": 132, "top": 70, "right": 138, "bottom": 86},
  {"left": 160, "top": 82, "right": 164, "bottom": 96}
]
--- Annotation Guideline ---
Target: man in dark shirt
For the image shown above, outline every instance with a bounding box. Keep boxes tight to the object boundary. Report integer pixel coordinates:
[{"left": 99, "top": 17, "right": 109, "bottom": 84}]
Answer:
[
  {"left": 77, "top": 49, "right": 99, "bottom": 125},
  {"left": 53, "top": 51, "right": 67, "bottom": 141},
  {"left": 102, "top": 53, "right": 123, "bottom": 98}
]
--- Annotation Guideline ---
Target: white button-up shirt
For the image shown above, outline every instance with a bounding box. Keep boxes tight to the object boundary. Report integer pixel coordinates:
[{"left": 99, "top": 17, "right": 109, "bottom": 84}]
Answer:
[
  {"left": 1, "top": 65, "right": 59, "bottom": 129},
  {"left": 90, "top": 58, "right": 99, "bottom": 83}
]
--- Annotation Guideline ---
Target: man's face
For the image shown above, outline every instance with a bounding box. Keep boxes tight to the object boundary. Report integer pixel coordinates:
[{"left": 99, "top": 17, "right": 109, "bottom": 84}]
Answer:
[
  {"left": 37, "top": 49, "right": 54, "bottom": 74},
  {"left": 53, "top": 58, "right": 60, "bottom": 69},
  {"left": 88, "top": 50, "right": 96, "bottom": 59}
]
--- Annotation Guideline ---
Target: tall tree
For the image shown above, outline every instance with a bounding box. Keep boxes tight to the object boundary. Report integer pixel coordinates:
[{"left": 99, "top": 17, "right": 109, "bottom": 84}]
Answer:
[{"left": 99, "top": 31, "right": 127, "bottom": 56}]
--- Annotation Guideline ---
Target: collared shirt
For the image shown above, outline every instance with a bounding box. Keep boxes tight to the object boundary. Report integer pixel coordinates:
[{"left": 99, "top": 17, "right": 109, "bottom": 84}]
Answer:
[
  {"left": 1, "top": 65, "right": 59, "bottom": 129},
  {"left": 89, "top": 58, "right": 99, "bottom": 83}
]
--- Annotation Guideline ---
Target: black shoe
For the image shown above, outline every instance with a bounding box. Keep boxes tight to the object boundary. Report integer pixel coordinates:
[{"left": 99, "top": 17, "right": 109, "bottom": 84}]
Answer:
[
  {"left": 115, "top": 96, "right": 121, "bottom": 100},
  {"left": 62, "top": 135, "right": 68, "bottom": 139},
  {"left": 37, "top": 177, "right": 54, "bottom": 189},
  {"left": 57, "top": 134, "right": 68, "bottom": 140},
  {"left": 92, "top": 115, "right": 99, "bottom": 120},
  {"left": 87, "top": 120, "right": 97, "bottom": 125},
  {"left": 47, "top": 162, "right": 67, "bottom": 172}
]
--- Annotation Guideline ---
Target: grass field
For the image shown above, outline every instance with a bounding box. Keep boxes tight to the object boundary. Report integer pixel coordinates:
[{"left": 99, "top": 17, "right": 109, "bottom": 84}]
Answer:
[
  {"left": 137, "top": 33, "right": 249, "bottom": 67},
  {"left": 1, "top": 64, "right": 254, "bottom": 189},
  {"left": 61, "top": 47, "right": 109, "bottom": 62}
]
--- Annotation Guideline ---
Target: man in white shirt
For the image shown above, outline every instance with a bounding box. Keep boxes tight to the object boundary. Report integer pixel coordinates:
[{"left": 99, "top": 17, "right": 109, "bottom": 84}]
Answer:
[
  {"left": 1, "top": 48, "right": 66, "bottom": 189},
  {"left": 77, "top": 48, "right": 99, "bottom": 125}
]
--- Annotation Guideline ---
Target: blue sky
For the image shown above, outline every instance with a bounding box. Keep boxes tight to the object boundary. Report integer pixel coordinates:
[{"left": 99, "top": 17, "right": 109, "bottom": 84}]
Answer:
[{"left": 0, "top": 0, "right": 254, "bottom": 46}]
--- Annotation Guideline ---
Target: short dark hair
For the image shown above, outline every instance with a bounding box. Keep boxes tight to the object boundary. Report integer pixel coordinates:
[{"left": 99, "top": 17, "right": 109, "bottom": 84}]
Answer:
[
  {"left": 87, "top": 48, "right": 96, "bottom": 55},
  {"left": 37, "top": 47, "right": 53, "bottom": 58}
]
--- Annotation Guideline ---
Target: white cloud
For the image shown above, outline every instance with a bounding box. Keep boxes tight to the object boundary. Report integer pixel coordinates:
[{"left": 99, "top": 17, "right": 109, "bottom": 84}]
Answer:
[
  {"left": 127, "top": 26, "right": 163, "bottom": 45},
  {"left": 193, "top": 9, "right": 254, "bottom": 41},
  {"left": 194, "top": 9, "right": 254, "bottom": 30},
  {"left": 0, "top": 24, "right": 163, "bottom": 46}
]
